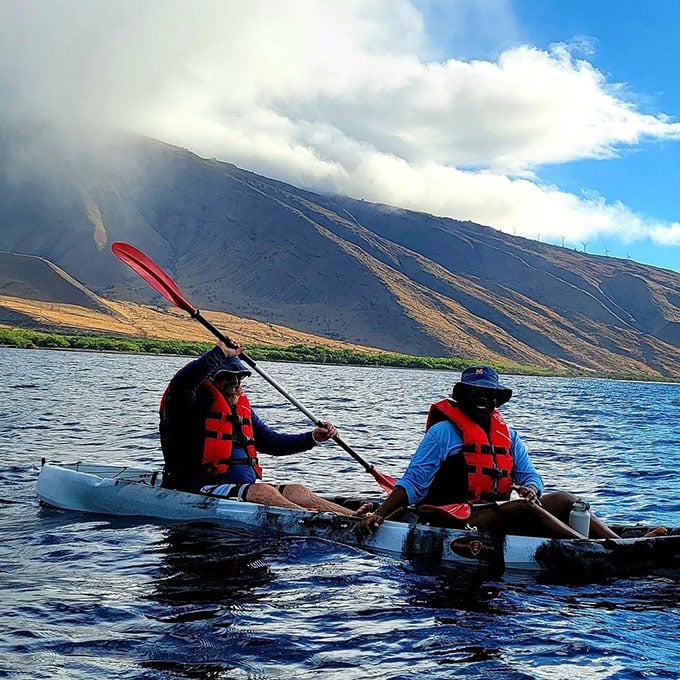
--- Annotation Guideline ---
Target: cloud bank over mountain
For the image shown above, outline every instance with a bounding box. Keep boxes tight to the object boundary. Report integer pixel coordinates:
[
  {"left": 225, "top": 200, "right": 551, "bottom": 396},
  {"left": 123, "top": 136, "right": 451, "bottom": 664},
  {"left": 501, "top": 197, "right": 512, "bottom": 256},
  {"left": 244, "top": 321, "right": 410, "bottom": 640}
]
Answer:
[{"left": 2, "top": 0, "right": 680, "bottom": 253}]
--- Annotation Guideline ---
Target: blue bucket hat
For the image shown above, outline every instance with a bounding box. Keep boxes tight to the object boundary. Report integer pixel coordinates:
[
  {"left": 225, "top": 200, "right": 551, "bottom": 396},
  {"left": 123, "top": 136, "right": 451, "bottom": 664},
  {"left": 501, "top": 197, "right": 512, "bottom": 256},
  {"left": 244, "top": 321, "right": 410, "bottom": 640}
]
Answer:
[
  {"left": 451, "top": 365, "right": 512, "bottom": 406},
  {"left": 213, "top": 356, "right": 252, "bottom": 379}
]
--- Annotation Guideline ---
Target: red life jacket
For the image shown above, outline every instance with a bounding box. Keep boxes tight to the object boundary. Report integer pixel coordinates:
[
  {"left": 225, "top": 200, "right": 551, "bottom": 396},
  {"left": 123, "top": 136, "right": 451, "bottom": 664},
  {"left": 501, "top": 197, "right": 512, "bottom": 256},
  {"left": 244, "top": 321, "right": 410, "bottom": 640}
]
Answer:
[
  {"left": 425, "top": 399, "right": 514, "bottom": 503},
  {"left": 201, "top": 380, "right": 262, "bottom": 479}
]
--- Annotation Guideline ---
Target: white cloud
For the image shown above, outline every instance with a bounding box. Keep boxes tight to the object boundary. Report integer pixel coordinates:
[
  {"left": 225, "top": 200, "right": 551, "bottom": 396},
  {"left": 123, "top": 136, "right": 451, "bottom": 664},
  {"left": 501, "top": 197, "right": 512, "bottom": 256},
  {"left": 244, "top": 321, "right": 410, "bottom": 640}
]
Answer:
[{"left": 2, "top": 0, "right": 680, "bottom": 248}]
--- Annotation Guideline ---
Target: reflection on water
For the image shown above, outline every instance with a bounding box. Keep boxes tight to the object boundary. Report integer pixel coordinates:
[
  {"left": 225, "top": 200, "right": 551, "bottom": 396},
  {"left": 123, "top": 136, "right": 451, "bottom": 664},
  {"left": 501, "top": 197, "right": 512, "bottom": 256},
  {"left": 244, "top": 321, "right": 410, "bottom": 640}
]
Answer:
[
  {"left": 3, "top": 347, "right": 680, "bottom": 678},
  {"left": 142, "top": 524, "right": 279, "bottom": 678},
  {"left": 151, "top": 523, "right": 275, "bottom": 611},
  {"left": 400, "top": 566, "right": 507, "bottom": 613}
]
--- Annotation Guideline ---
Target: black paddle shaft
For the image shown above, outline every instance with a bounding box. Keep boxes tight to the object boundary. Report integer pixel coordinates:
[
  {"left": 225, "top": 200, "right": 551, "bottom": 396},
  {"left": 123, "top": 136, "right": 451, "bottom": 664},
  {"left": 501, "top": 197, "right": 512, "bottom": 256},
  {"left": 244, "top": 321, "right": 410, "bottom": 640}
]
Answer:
[
  {"left": 111, "top": 241, "right": 393, "bottom": 488},
  {"left": 193, "top": 310, "right": 375, "bottom": 474}
]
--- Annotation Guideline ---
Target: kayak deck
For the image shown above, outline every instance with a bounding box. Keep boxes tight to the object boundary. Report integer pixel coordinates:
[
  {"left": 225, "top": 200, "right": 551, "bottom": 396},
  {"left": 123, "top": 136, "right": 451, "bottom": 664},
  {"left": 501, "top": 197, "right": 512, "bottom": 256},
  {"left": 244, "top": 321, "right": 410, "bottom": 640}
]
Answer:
[{"left": 36, "top": 461, "right": 680, "bottom": 580}]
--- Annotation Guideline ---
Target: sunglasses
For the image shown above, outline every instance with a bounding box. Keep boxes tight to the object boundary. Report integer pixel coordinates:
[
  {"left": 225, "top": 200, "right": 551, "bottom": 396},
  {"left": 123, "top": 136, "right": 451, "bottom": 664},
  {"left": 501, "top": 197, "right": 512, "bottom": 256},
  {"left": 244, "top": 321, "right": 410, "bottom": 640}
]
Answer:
[{"left": 460, "top": 387, "right": 497, "bottom": 401}]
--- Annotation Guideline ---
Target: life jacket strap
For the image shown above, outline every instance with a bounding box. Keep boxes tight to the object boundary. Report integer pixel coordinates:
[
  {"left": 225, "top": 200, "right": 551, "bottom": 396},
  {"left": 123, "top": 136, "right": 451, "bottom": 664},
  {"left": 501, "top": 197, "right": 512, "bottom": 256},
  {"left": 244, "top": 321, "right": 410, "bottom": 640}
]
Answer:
[{"left": 202, "top": 456, "right": 260, "bottom": 470}]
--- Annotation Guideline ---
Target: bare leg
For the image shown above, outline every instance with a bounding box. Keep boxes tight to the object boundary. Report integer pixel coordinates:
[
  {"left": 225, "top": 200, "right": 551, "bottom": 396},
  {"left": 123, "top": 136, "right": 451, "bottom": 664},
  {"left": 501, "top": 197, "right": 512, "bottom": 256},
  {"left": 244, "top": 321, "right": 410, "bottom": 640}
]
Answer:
[
  {"left": 244, "top": 483, "right": 307, "bottom": 510},
  {"left": 540, "top": 492, "right": 619, "bottom": 538},
  {"left": 469, "top": 500, "right": 584, "bottom": 538},
  {"left": 244, "top": 483, "right": 371, "bottom": 516},
  {"left": 281, "top": 484, "right": 371, "bottom": 516}
]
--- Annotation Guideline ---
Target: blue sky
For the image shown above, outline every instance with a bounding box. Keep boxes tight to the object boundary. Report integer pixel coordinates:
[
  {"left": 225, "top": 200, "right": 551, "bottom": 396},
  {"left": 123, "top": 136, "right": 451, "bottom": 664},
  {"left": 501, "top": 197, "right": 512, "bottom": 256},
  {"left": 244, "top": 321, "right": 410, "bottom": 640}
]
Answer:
[
  {"left": 2, "top": 0, "right": 680, "bottom": 272},
  {"left": 498, "top": 0, "right": 680, "bottom": 269},
  {"left": 416, "top": 0, "right": 680, "bottom": 269}
]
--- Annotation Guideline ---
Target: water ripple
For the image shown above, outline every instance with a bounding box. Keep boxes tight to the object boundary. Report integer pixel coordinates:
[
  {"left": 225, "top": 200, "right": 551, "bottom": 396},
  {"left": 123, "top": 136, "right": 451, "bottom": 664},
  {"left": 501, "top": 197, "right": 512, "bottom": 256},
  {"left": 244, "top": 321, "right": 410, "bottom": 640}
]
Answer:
[{"left": 2, "top": 348, "right": 680, "bottom": 678}]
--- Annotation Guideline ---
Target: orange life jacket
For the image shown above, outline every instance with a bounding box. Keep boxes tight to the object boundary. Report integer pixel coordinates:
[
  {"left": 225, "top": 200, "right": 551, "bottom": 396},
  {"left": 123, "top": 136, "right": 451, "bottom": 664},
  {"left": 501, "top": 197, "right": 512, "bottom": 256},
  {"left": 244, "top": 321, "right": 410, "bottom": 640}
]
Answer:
[
  {"left": 425, "top": 399, "right": 514, "bottom": 503},
  {"left": 201, "top": 380, "right": 262, "bottom": 479}
]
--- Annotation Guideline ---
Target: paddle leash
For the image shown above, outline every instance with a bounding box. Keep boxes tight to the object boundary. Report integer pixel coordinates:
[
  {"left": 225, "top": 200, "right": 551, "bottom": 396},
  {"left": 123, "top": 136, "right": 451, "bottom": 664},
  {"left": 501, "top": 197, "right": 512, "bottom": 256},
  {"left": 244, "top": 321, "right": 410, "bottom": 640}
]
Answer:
[{"left": 111, "top": 241, "right": 397, "bottom": 494}]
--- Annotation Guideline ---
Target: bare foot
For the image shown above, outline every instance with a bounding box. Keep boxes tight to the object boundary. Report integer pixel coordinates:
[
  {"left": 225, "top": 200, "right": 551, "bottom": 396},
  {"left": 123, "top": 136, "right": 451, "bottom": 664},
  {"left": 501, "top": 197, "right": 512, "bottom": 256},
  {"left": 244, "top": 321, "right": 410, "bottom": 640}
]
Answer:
[
  {"left": 352, "top": 502, "right": 374, "bottom": 517},
  {"left": 644, "top": 526, "right": 668, "bottom": 537}
]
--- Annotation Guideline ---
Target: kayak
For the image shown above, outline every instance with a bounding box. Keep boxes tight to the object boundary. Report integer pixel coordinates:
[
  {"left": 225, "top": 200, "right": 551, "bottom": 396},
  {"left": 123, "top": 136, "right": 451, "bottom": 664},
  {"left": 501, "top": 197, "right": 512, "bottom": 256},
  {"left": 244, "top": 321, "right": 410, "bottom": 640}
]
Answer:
[{"left": 36, "top": 461, "right": 680, "bottom": 580}]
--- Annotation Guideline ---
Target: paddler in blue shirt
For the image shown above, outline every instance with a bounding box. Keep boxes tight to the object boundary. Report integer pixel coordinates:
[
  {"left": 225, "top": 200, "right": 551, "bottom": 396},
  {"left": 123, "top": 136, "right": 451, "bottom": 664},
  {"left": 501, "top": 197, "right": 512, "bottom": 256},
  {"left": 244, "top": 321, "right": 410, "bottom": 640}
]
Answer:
[
  {"left": 160, "top": 341, "right": 370, "bottom": 516},
  {"left": 355, "top": 365, "right": 619, "bottom": 539}
]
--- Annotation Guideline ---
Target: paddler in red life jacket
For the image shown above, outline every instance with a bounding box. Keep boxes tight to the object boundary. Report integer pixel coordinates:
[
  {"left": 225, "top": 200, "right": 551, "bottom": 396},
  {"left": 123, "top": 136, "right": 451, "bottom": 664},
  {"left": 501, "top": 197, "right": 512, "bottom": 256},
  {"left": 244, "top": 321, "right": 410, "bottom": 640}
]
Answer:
[
  {"left": 355, "top": 365, "right": 619, "bottom": 539},
  {"left": 159, "top": 340, "right": 370, "bottom": 516}
]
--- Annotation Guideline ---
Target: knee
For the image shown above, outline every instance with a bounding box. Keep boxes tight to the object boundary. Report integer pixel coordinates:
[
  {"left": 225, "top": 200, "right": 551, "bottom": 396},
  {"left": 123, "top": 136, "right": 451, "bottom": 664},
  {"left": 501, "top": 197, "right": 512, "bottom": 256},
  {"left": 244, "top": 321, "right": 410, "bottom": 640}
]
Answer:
[
  {"left": 281, "top": 483, "right": 306, "bottom": 497},
  {"left": 243, "top": 482, "right": 280, "bottom": 503},
  {"left": 544, "top": 491, "right": 576, "bottom": 504},
  {"left": 541, "top": 490, "right": 576, "bottom": 515}
]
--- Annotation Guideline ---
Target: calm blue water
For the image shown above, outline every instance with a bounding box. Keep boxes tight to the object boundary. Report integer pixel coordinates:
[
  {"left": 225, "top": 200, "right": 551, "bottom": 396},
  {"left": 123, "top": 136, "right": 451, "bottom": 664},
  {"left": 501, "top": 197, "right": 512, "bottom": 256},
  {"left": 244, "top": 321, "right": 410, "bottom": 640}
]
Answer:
[{"left": 2, "top": 346, "right": 680, "bottom": 679}]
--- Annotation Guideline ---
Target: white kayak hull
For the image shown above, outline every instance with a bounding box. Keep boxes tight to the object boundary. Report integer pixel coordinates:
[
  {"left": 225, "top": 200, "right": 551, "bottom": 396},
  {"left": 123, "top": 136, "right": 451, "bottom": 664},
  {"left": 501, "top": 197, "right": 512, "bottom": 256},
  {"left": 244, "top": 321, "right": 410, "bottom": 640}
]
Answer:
[{"left": 36, "top": 462, "right": 680, "bottom": 579}]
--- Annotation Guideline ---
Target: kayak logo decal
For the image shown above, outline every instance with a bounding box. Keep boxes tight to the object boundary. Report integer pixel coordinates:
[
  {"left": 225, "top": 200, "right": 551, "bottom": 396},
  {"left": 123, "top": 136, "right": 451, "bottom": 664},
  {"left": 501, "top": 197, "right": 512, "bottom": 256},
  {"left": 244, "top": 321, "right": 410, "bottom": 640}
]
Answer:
[{"left": 450, "top": 537, "right": 496, "bottom": 560}]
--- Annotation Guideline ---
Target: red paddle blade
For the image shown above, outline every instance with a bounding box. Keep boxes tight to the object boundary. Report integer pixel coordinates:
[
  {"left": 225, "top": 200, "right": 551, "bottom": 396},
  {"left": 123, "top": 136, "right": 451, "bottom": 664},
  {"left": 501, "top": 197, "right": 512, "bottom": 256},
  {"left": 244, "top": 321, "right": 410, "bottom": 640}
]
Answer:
[
  {"left": 111, "top": 242, "right": 195, "bottom": 314},
  {"left": 371, "top": 469, "right": 397, "bottom": 494}
]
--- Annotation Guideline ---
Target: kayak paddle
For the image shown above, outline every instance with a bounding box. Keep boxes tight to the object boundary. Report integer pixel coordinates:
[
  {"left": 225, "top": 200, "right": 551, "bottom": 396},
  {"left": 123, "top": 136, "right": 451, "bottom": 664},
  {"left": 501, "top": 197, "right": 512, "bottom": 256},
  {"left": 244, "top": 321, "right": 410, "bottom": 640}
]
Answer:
[{"left": 111, "top": 241, "right": 397, "bottom": 494}]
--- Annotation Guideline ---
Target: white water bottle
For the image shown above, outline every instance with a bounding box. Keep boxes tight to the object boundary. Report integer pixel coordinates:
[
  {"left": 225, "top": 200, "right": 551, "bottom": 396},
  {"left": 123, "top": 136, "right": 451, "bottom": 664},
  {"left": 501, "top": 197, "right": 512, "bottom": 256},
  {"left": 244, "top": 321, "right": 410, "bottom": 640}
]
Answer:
[{"left": 569, "top": 499, "right": 591, "bottom": 537}]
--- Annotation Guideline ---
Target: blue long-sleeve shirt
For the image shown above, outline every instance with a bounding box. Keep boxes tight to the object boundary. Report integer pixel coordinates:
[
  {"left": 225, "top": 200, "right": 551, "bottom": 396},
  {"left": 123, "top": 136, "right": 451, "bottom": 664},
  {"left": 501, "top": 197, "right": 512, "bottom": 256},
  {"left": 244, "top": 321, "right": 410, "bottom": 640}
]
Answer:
[
  {"left": 222, "top": 410, "right": 316, "bottom": 484},
  {"left": 396, "top": 419, "right": 544, "bottom": 505}
]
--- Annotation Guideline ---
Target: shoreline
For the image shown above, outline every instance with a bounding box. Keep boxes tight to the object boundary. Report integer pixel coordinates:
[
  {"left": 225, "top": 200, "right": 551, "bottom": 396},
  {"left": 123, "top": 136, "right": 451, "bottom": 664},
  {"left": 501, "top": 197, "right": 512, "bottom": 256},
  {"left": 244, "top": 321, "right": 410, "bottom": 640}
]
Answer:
[{"left": 2, "top": 326, "right": 676, "bottom": 383}]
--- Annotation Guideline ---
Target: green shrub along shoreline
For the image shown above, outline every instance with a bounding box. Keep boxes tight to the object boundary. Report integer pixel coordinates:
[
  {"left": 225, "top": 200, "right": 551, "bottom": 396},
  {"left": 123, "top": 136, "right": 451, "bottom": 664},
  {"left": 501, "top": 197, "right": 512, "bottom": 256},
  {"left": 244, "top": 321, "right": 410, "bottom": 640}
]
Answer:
[
  {"left": 0, "top": 326, "right": 546, "bottom": 374},
  {"left": 0, "top": 326, "right": 662, "bottom": 381}
]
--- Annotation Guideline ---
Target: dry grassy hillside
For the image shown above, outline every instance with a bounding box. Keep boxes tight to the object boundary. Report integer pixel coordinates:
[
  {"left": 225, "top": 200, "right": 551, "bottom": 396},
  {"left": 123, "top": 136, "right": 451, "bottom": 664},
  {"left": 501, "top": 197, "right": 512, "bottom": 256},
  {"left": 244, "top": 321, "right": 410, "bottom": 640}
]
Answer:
[
  {"left": 0, "top": 294, "right": 381, "bottom": 352},
  {"left": 5, "top": 128, "right": 680, "bottom": 378}
]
